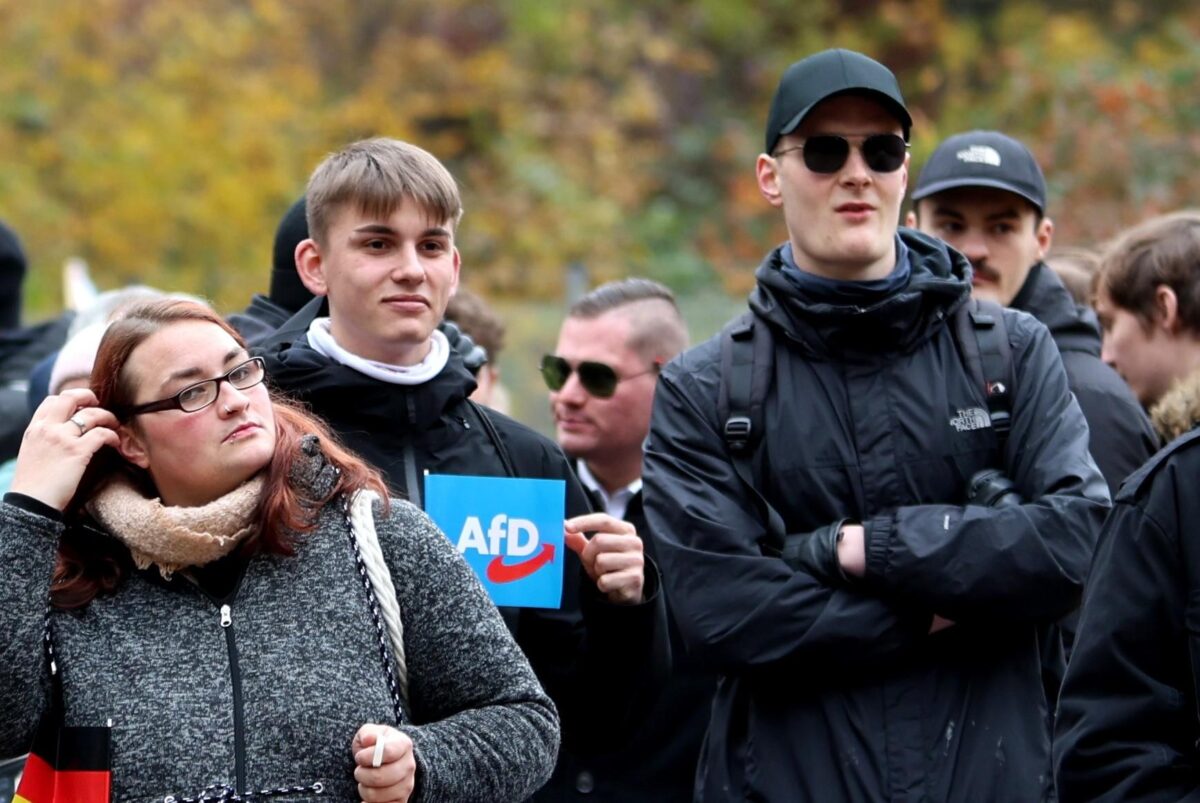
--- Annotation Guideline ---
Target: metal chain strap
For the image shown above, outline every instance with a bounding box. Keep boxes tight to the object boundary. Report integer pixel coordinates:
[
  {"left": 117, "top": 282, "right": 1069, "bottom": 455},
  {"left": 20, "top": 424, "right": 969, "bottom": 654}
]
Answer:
[
  {"left": 163, "top": 781, "right": 325, "bottom": 802},
  {"left": 342, "top": 493, "right": 407, "bottom": 725}
]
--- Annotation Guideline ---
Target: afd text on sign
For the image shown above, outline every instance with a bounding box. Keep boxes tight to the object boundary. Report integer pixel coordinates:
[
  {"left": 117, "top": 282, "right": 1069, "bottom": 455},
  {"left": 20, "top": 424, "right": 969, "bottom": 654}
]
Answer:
[{"left": 425, "top": 474, "right": 565, "bottom": 608}]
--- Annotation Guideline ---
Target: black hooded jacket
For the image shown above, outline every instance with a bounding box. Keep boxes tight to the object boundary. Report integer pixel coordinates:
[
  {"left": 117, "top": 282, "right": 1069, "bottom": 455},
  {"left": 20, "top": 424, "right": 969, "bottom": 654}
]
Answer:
[
  {"left": 642, "top": 229, "right": 1109, "bottom": 802},
  {"left": 1010, "top": 262, "right": 1157, "bottom": 494},
  {"left": 542, "top": 474, "right": 715, "bottom": 802},
  {"left": 1054, "top": 424, "right": 1200, "bottom": 802},
  {"left": 256, "top": 300, "right": 668, "bottom": 797}
]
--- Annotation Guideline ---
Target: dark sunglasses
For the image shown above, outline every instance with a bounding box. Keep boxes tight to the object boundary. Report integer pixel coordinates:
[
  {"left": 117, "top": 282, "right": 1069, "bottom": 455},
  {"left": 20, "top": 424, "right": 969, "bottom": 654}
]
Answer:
[
  {"left": 540, "top": 354, "right": 659, "bottom": 398},
  {"left": 118, "top": 357, "right": 267, "bottom": 420},
  {"left": 775, "top": 134, "right": 908, "bottom": 174}
]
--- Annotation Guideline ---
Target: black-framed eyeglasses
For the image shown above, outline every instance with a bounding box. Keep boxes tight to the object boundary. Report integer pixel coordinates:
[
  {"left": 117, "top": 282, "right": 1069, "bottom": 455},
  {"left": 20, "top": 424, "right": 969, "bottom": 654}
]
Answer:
[
  {"left": 540, "top": 354, "right": 659, "bottom": 399},
  {"left": 118, "top": 357, "right": 267, "bottom": 420},
  {"left": 774, "top": 134, "right": 909, "bottom": 174}
]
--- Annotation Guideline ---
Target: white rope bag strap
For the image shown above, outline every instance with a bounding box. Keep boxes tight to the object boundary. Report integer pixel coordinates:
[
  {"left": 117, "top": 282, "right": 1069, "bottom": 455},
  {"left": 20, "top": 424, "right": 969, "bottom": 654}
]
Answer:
[{"left": 349, "top": 489, "right": 409, "bottom": 705}]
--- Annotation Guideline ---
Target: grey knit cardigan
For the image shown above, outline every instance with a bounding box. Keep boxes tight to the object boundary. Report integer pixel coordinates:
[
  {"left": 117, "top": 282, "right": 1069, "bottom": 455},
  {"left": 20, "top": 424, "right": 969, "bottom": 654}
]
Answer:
[{"left": 0, "top": 455, "right": 559, "bottom": 802}]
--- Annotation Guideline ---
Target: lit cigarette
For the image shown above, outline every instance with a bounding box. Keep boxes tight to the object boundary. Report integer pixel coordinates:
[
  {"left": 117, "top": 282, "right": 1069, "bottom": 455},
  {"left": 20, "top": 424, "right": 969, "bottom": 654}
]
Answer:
[{"left": 372, "top": 729, "right": 388, "bottom": 768}]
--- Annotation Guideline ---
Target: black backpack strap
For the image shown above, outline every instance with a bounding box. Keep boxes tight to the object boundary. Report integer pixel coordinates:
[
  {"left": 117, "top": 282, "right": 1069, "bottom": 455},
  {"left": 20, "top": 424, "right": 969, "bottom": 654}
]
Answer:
[
  {"left": 467, "top": 399, "right": 518, "bottom": 478},
  {"left": 953, "top": 298, "right": 1014, "bottom": 452},
  {"left": 718, "top": 312, "right": 786, "bottom": 553}
]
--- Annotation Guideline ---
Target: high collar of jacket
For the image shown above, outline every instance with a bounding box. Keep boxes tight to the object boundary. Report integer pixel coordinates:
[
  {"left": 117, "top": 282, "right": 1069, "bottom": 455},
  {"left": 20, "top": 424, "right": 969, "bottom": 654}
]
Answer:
[
  {"left": 1009, "top": 261, "right": 1101, "bottom": 355},
  {"left": 748, "top": 227, "right": 971, "bottom": 361},
  {"left": 1150, "top": 369, "right": 1200, "bottom": 444},
  {"left": 257, "top": 296, "right": 476, "bottom": 431}
]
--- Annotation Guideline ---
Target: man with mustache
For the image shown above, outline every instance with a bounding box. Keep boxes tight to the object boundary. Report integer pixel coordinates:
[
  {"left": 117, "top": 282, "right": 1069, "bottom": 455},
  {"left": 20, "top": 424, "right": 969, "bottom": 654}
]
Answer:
[
  {"left": 641, "top": 50, "right": 1108, "bottom": 801},
  {"left": 907, "top": 130, "right": 1156, "bottom": 494}
]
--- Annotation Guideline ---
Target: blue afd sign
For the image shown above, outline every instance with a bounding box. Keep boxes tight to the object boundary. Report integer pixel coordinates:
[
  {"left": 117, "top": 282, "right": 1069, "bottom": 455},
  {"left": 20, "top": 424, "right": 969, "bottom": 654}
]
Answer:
[{"left": 425, "top": 474, "right": 565, "bottom": 609}]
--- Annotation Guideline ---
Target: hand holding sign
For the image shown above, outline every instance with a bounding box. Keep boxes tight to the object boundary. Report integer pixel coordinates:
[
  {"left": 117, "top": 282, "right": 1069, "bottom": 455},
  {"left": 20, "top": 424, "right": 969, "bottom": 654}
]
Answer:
[{"left": 565, "top": 513, "right": 645, "bottom": 605}]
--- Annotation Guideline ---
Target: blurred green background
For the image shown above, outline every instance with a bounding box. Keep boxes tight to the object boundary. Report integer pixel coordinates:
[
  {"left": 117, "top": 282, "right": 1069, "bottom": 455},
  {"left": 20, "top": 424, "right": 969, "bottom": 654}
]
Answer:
[{"left": 1, "top": 0, "right": 1197, "bottom": 432}]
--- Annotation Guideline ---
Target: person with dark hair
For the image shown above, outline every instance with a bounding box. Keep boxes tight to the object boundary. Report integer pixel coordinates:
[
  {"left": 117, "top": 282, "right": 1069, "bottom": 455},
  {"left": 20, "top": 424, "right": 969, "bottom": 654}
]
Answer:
[
  {"left": 541, "top": 277, "right": 709, "bottom": 802},
  {"left": 907, "top": 130, "right": 1155, "bottom": 495},
  {"left": 0, "top": 219, "right": 26, "bottom": 332},
  {"left": 1055, "top": 210, "right": 1200, "bottom": 801},
  {"left": 444, "top": 288, "right": 508, "bottom": 411},
  {"left": 0, "top": 222, "right": 72, "bottom": 463},
  {"left": 1, "top": 298, "right": 558, "bottom": 801},
  {"left": 256, "top": 138, "right": 667, "bottom": 799},
  {"left": 229, "top": 196, "right": 317, "bottom": 344},
  {"left": 1090, "top": 209, "right": 1200, "bottom": 417},
  {"left": 1046, "top": 246, "right": 1101, "bottom": 308},
  {"left": 641, "top": 49, "right": 1108, "bottom": 801}
]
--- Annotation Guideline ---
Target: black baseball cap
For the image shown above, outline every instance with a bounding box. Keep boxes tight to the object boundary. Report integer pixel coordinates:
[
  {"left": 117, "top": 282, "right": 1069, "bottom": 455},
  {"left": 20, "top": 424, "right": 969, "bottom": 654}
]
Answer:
[
  {"left": 911, "top": 130, "right": 1047, "bottom": 214},
  {"left": 765, "top": 49, "right": 912, "bottom": 155}
]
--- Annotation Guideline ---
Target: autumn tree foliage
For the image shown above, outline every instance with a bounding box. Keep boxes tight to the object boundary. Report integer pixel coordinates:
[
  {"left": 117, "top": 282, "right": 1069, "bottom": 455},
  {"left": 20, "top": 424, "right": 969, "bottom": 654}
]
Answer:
[{"left": 0, "top": 0, "right": 1196, "bottom": 314}]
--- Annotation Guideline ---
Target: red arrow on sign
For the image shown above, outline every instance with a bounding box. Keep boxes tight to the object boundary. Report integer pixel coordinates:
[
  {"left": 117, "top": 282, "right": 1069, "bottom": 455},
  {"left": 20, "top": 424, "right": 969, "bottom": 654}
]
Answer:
[{"left": 486, "top": 543, "right": 556, "bottom": 584}]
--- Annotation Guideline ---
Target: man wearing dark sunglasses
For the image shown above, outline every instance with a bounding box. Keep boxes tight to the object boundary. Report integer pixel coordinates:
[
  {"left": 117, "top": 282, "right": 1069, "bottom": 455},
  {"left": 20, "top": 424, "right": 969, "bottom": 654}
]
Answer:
[
  {"left": 541, "top": 278, "right": 707, "bottom": 801},
  {"left": 642, "top": 48, "right": 1108, "bottom": 802}
]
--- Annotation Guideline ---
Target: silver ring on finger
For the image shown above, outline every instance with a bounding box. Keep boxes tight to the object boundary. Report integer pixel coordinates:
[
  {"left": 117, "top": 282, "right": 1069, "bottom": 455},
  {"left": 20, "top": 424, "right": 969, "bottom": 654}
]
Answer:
[{"left": 69, "top": 416, "right": 87, "bottom": 436}]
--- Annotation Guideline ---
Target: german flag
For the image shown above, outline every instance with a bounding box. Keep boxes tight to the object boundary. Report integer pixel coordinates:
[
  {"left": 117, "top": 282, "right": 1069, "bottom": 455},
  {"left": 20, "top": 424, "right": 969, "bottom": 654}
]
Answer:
[{"left": 13, "top": 716, "right": 110, "bottom": 803}]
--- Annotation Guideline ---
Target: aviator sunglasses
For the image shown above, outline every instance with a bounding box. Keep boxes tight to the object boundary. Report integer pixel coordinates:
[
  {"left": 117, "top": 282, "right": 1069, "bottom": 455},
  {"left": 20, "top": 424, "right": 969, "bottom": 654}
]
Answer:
[
  {"left": 540, "top": 354, "right": 659, "bottom": 399},
  {"left": 774, "top": 134, "right": 909, "bottom": 174}
]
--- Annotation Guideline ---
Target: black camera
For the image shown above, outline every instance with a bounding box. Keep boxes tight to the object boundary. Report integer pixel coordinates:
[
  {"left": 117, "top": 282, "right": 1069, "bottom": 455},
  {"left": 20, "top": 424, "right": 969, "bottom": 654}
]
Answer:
[{"left": 967, "top": 468, "right": 1023, "bottom": 508}]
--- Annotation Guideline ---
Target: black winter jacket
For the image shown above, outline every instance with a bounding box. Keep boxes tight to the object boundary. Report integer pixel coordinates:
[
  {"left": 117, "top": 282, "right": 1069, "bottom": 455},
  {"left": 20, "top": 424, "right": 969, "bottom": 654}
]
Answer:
[
  {"left": 544, "top": 480, "right": 715, "bottom": 802},
  {"left": 1010, "top": 262, "right": 1157, "bottom": 494},
  {"left": 257, "top": 302, "right": 668, "bottom": 797},
  {"left": 1054, "top": 427, "right": 1200, "bottom": 802},
  {"left": 228, "top": 293, "right": 296, "bottom": 347},
  {"left": 642, "top": 229, "right": 1110, "bottom": 803}
]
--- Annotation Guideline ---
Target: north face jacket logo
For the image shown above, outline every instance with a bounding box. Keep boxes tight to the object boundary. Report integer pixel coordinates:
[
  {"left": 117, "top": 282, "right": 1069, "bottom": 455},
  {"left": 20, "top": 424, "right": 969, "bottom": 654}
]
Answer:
[{"left": 950, "top": 407, "right": 992, "bottom": 432}]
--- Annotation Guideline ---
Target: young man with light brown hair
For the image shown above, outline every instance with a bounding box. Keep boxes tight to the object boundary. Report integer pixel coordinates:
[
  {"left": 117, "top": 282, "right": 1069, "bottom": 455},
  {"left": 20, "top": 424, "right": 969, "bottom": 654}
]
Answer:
[
  {"left": 258, "top": 138, "right": 667, "bottom": 800},
  {"left": 1056, "top": 209, "right": 1200, "bottom": 800}
]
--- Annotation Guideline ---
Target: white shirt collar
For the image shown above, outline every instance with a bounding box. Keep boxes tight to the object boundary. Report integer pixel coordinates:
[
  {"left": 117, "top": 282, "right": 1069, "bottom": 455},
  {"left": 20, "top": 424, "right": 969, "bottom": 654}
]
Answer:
[{"left": 575, "top": 461, "right": 642, "bottom": 521}]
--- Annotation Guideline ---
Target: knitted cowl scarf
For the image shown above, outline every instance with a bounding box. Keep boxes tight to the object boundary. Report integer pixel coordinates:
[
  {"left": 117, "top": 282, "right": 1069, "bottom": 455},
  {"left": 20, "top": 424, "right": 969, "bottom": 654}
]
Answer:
[{"left": 87, "top": 474, "right": 266, "bottom": 578}]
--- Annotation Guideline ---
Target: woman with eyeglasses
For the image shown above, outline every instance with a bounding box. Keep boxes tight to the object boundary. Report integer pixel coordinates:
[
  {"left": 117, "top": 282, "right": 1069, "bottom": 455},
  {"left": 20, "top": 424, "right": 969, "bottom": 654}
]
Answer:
[{"left": 0, "top": 298, "right": 558, "bottom": 802}]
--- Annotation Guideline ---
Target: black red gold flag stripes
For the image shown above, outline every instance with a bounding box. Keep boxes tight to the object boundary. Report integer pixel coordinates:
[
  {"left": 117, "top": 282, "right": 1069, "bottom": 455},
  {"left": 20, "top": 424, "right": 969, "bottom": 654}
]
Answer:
[{"left": 12, "top": 714, "right": 110, "bottom": 803}]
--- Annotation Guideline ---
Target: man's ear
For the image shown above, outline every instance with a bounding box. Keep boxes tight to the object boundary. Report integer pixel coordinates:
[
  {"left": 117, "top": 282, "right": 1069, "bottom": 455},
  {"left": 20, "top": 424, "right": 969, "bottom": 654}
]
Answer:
[
  {"left": 756, "top": 155, "right": 784, "bottom": 207},
  {"left": 449, "top": 247, "right": 461, "bottom": 297},
  {"left": 117, "top": 425, "right": 151, "bottom": 470},
  {"left": 294, "top": 238, "right": 330, "bottom": 297},
  {"left": 904, "top": 209, "right": 918, "bottom": 228},
  {"left": 1155, "top": 284, "right": 1181, "bottom": 333},
  {"left": 1035, "top": 216, "right": 1054, "bottom": 259}
]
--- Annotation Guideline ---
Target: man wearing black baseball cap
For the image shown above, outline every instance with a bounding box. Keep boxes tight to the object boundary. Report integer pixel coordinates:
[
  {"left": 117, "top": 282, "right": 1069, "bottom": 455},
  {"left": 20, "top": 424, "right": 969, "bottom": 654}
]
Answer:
[
  {"left": 643, "top": 51, "right": 1107, "bottom": 801},
  {"left": 908, "top": 131, "right": 1155, "bottom": 495}
]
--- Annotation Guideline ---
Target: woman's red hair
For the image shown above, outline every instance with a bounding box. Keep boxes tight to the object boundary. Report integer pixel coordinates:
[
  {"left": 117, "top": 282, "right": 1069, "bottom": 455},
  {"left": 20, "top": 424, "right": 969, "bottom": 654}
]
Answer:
[{"left": 53, "top": 299, "right": 388, "bottom": 609}]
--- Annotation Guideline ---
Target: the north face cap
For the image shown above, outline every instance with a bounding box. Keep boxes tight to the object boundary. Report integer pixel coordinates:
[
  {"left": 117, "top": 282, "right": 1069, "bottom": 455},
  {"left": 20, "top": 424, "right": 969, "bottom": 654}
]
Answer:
[
  {"left": 764, "top": 48, "right": 912, "bottom": 155},
  {"left": 912, "top": 130, "right": 1047, "bottom": 214}
]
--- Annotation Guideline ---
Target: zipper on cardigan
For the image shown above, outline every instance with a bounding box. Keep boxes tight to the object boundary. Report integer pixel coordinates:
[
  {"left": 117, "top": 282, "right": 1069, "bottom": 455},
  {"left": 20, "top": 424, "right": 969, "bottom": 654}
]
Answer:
[
  {"left": 179, "top": 571, "right": 250, "bottom": 796},
  {"left": 220, "top": 602, "right": 248, "bottom": 794}
]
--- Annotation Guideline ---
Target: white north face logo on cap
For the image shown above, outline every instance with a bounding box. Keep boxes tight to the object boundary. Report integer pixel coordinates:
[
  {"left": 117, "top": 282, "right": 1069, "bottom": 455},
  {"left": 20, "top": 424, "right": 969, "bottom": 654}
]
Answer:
[{"left": 955, "top": 145, "right": 1002, "bottom": 166}]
